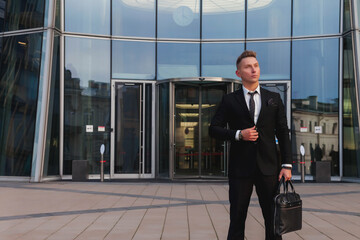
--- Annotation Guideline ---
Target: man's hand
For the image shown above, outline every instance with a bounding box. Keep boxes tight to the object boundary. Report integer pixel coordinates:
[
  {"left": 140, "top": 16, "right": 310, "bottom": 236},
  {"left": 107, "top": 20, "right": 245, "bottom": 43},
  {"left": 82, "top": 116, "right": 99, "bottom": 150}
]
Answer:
[
  {"left": 241, "top": 126, "right": 258, "bottom": 141},
  {"left": 278, "top": 168, "right": 292, "bottom": 181}
]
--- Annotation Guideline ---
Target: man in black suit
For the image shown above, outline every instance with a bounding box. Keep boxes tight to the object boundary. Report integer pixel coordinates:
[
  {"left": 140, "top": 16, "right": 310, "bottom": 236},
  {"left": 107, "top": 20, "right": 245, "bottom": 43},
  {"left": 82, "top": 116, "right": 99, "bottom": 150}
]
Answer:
[{"left": 209, "top": 50, "right": 292, "bottom": 240}]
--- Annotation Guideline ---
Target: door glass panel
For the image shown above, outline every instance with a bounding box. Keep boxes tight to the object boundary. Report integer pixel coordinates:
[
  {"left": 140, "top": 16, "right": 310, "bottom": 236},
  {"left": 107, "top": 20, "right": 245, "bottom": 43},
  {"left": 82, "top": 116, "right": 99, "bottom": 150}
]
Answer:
[
  {"left": 115, "top": 83, "right": 141, "bottom": 174},
  {"left": 144, "top": 84, "right": 152, "bottom": 173},
  {"left": 174, "top": 85, "right": 199, "bottom": 176},
  {"left": 201, "top": 84, "right": 228, "bottom": 177}
]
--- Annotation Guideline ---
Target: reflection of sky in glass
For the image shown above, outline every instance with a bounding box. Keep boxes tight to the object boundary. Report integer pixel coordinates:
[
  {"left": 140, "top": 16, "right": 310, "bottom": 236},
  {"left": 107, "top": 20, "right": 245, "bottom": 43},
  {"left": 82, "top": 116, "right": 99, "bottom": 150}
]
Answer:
[
  {"left": 65, "top": 0, "right": 110, "bottom": 35},
  {"left": 65, "top": 37, "right": 110, "bottom": 88},
  {"left": 247, "top": 0, "right": 291, "bottom": 38},
  {"left": 202, "top": 0, "right": 245, "bottom": 39},
  {"left": 122, "top": 0, "right": 273, "bottom": 12},
  {"left": 112, "top": 40, "right": 155, "bottom": 79},
  {"left": 247, "top": 41, "right": 290, "bottom": 80},
  {"left": 293, "top": 0, "right": 340, "bottom": 36},
  {"left": 292, "top": 38, "right": 339, "bottom": 103},
  {"left": 157, "top": 42, "right": 199, "bottom": 79},
  {"left": 157, "top": 0, "right": 200, "bottom": 39},
  {"left": 202, "top": 43, "right": 244, "bottom": 78},
  {"left": 112, "top": 0, "right": 155, "bottom": 37}
]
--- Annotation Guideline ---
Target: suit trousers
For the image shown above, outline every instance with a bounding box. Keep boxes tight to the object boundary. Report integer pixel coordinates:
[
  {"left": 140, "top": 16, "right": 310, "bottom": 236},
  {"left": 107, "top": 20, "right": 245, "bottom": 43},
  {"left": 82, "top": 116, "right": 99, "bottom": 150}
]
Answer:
[{"left": 227, "top": 167, "right": 281, "bottom": 240}]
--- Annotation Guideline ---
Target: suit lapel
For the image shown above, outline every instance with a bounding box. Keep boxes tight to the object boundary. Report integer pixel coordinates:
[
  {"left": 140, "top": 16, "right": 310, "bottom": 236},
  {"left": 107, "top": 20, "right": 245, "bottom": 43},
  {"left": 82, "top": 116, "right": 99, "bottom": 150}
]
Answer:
[{"left": 257, "top": 87, "right": 270, "bottom": 126}]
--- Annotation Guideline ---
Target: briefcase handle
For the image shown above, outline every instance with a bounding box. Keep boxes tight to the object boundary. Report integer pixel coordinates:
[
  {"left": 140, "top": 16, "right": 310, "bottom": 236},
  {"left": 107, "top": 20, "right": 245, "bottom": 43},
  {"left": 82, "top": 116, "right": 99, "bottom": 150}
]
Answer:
[{"left": 278, "top": 176, "right": 297, "bottom": 194}]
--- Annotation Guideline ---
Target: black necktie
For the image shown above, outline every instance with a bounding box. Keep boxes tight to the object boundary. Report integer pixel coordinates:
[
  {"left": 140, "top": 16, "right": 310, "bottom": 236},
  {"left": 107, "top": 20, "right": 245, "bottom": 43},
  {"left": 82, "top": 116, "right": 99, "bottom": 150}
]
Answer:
[{"left": 248, "top": 91, "right": 257, "bottom": 122}]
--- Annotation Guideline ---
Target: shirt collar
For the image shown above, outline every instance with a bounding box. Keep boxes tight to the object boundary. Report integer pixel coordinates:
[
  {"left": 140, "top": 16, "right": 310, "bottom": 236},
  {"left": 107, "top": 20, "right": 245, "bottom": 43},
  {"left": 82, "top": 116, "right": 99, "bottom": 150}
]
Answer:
[{"left": 243, "top": 85, "right": 261, "bottom": 96}]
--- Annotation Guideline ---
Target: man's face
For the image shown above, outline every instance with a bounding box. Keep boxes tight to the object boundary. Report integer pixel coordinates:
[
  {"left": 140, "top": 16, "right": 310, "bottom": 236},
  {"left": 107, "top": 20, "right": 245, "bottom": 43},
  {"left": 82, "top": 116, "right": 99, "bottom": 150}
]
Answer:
[{"left": 235, "top": 57, "right": 260, "bottom": 84}]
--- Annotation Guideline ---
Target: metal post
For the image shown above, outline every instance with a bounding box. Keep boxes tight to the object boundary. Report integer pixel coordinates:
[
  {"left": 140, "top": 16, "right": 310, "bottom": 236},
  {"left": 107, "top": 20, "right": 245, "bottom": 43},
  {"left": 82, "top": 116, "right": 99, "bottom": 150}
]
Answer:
[
  {"left": 300, "top": 145, "right": 305, "bottom": 183},
  {"left": 100, "top": 154, "right": 104, "bottom": 182},
  {"left": 301, "top": 155, "right": 305, "bottom": 183},
  {"left": 100, "top": 144, "right": 105, "bottom": 182}
]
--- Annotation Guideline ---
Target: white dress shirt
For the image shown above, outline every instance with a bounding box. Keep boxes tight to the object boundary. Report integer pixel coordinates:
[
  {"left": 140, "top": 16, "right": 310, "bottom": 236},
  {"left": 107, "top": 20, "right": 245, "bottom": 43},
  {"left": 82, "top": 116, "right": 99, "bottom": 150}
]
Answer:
[{"left": 243, "top": 85, "right": 261, "bottom": 124}]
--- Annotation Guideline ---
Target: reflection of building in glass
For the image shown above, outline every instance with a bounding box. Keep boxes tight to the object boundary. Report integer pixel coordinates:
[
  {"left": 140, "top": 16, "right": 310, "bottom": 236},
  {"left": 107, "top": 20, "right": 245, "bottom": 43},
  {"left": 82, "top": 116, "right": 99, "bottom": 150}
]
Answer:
[
  {"left": 292, "top": 96, "right": 339, "bottom": 176},
  {"left": 64, "top": 69, "right": 110, "bottom": 175}
]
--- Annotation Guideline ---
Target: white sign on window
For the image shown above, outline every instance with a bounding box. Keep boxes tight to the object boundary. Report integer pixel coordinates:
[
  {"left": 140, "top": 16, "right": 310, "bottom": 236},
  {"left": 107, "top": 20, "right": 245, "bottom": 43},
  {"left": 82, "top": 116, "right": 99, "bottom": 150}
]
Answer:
[
  {"left": 314, "top": 126, "right": 322, "bottom": 134},
  {"left": 86, "top": 125, "right": 93, "bottom": 133},
  {"left": 300, "top": 127, "right": 308, "bottom": 133}
]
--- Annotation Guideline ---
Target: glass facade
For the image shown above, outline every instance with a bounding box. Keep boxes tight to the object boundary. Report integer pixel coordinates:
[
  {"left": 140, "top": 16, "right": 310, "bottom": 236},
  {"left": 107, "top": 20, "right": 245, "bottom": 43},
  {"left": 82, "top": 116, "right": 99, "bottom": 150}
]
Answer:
[
  {"left": 2, "top": 0, "right": 360, "bottom": 181},
  {"left": 202, "top": 0, "right": 245, "bottom": 39},
  {"left": 158, "top": 0, "right": 200, "bottom": 39},
  {"left": 202, "top": 43, "right": 244, "bottom": 78},
  {"left": 157, "top": 42, "right": 200, "bottom": 80},
  {"left": 43, "top": 33, "right": 60, "bottom": 177},
  {"left": 292, "top": 38, "right": 340, "bottom": 176},
  {"left": 247, "top": 0, "right": 291, "bottom": 39},
  {"left": 65, "top": 0, "right": 110, "bottom": 35},
  {"left": 112, "top": 40, "right": 155, "bottom": 79},
  {"left": 343, "top": 34, "right": 360, "bottom": 177},
  {"left": 64, "top": 37, "right": 110, "bottom": 175},
  {"left": 112, "top": 0, "right": 155, "bottom": 38},
  {"left": 1, "top": 0, "right": 45, "bottom": 32},
  {"left": 246, "top": 41, "right": 290, "bottom": 80},
  {"left": 293, "top": 0, "right": 340, "bottom": 36},
  {"left": 0, "top": 33, "right": 43, "bottom": 176}
]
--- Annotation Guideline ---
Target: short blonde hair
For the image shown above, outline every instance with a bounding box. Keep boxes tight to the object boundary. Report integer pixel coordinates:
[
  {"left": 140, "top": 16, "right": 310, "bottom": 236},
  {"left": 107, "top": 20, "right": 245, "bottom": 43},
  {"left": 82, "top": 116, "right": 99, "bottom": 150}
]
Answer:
[{"left": 236, "top": 50, "right": 257, "bottom": 69}]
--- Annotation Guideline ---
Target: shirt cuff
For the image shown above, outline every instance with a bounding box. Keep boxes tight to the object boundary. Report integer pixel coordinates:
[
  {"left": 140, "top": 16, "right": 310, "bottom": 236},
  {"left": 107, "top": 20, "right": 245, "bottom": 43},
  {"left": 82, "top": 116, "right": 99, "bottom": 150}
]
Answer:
[
  {"left": 282, "top": 164, "right": 292, "bottom": 169},
  {"left": 235, "top": 130, "right": 241, "bottom": 141}
]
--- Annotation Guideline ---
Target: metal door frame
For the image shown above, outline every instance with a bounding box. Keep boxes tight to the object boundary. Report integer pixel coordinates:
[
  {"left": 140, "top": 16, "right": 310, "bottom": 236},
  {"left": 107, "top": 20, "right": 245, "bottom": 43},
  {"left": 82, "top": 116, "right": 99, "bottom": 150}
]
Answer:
[{"left": 111, "top": 80, "right": 155, "bottom": 179}]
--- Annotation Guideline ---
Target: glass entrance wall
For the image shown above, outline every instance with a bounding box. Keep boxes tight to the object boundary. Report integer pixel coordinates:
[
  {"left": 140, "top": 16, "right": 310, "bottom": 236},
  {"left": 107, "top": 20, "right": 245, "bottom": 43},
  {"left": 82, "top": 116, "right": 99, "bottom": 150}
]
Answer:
[
  {"left": 114, "top": 83, "right": 141, "bottom": 174},
  {"left": 174, "top": 84, "right": 200, "bottom": 176},
  {"left": 159, "top": 79, "right": 236, "bottom": 179},
  {"left": 201, "top": 84, "right": 228, "bottom": 177},
  {"left": 111, "top": 81, "right": 154, "bottom": 178}
]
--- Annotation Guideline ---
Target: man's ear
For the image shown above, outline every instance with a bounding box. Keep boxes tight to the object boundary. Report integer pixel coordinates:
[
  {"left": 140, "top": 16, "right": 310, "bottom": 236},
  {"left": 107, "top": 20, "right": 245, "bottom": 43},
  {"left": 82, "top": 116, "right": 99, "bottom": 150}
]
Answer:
[{"left": 235, "top": 69, "right": 242, "bottom": 78}]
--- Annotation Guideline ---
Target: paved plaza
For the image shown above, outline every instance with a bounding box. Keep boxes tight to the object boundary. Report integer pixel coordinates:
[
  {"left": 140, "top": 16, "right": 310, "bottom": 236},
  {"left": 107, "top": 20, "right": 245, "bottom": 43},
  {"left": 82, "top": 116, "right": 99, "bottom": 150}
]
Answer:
[{"left": 0, "top": 181, "right": 359, "bottom": 240}]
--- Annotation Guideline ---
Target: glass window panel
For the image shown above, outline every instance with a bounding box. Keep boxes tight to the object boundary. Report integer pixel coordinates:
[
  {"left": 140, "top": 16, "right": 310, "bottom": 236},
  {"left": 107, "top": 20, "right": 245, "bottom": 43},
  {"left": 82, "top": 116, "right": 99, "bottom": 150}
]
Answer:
[
  {"left": 343, "top": 34, "right": 360, "bottom": 177},
  {"left": 114, "top": 84, "right": 141, "bottom": 174},
  {"left": 247, "top": 0, "right": 291, "bottom": 38},
  {"left": 291, "top": 38, "right": 339, "bottom": 176},
  {"left": 246, "top": 41, "right": 290, "bottom": 80},
  {"left": 344, "top": 0, "right": 351, "bottom": 32},
  {"left": 112, "top": 40, "right": 155, "bottom": 79},
  {"left": 293, "top": 0, "right": 340, "bottom": 36},
  {"left": 65, "top": 0, "right": 110, "bottom": 35},
  {"left": 0, "top": 33, "right": 43, "bottom": 176},
  {"left": 202, "top": 0, "right": 245, "bottom": 39},
  {"left": 112, "top": 0, "right": 155, "bottom": 37},
  {"left": 43, "top": 34, "right": 60, "bottom": 177},
  {"left": 202, "top": 43, "right": 244, "bottom": 78},
  {"left": 158, "top": 0, "right": 200, "bottom": 39},
  {"left": 145, "top": 84, "right": 152, "bottom": 174},
  {"left": 64, "top": 37, "right": 110, "bottom": 175},
  {"left": 157, "top": 42, "right": 200, "bottom": 80},
  {"left": 158, "top": 82, "right": 169, "bottom": 177},
  {"left": 55, "top": 0, "right": 60, "bottom": 29},
  {"left": 0, "top": 1, "right": 4, "bottom": 32},
  {"left": 3, "top": 0, "right": 45, "bottom": 31}
]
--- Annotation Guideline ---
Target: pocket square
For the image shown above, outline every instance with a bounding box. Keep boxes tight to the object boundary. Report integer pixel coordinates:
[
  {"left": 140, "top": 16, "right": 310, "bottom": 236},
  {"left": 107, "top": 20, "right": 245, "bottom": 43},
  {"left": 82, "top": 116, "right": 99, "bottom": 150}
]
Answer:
[{"left": 267, "top": 98, "right": 278, "bottom": 107}]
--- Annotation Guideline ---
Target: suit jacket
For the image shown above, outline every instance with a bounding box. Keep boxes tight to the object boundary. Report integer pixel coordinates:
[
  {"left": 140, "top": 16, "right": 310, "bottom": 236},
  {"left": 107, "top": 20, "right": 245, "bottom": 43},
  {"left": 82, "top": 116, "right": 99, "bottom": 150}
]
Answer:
[{"left": 209, "top": 86, "right": 292, "bottom": 178}]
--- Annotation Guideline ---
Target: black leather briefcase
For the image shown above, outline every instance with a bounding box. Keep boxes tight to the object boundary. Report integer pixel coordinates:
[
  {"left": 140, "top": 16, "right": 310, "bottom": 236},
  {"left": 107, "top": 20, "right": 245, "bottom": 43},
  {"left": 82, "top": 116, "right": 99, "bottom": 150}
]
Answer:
[{"left": 274, "top": 177, "right": 302, "bottom": 236}]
